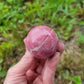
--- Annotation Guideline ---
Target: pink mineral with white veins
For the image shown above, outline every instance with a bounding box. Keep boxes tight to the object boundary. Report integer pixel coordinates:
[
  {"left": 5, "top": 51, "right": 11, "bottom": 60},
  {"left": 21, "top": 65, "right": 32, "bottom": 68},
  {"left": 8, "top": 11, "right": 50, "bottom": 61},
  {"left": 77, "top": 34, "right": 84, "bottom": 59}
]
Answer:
[{"left": 25, "top": 26, "right": 59, "bottom": 59}]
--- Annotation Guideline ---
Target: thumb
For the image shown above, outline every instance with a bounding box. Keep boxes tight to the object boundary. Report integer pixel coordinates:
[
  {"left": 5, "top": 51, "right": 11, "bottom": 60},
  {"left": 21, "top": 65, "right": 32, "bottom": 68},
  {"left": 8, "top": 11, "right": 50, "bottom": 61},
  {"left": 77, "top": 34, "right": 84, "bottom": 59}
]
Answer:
[
  {"left": 8, "top": 50, "right": 34, "bottom": 74},
  {"left": 8, "top": 38, "right": 35, "bottom": 74}
]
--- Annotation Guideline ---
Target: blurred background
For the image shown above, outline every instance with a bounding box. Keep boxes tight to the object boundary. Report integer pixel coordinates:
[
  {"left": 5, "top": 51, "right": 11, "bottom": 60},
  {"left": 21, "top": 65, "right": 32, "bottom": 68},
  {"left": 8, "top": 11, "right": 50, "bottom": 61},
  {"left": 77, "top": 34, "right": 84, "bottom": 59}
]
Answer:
[{"left": 0, "top": 0, "right": 84, "bottom": 84}]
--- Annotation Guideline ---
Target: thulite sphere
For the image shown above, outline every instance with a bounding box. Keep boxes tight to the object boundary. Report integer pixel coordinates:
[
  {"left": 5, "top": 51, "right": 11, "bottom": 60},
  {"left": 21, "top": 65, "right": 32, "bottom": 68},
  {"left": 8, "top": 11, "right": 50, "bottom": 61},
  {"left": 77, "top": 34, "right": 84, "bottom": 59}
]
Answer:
[{"left": 25, "top": 26, "right": 58, "bottom": 59}]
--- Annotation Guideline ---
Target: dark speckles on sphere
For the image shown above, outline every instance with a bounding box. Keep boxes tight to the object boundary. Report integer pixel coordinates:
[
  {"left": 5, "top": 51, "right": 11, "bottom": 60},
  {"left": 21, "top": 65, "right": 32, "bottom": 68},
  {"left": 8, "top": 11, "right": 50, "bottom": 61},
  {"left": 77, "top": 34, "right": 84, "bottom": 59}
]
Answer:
[{"left": 25, "top": 26, "right": 59, "bottom": 59}]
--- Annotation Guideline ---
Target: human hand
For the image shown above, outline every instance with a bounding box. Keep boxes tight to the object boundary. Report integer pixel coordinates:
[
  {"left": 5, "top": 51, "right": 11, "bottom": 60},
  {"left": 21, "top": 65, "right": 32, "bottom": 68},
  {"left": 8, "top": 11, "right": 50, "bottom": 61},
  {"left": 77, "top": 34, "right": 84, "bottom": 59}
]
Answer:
[{"left": 4, "top": 39, "right": 64, "bottom": 84}]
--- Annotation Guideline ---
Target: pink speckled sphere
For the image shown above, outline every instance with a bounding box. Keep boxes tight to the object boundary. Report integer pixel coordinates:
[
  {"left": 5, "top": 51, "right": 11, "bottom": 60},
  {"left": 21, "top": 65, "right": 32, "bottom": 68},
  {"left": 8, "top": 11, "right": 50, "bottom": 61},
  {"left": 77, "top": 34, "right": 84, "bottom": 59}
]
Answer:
[{"left": 25, "top": 26, "right": 58, "bottom": 59}]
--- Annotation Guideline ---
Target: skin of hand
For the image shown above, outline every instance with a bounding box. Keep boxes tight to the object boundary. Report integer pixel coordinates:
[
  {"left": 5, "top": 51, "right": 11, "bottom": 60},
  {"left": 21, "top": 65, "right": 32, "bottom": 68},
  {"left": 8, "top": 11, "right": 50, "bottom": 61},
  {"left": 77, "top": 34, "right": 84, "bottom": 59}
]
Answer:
[{"left": 4, "top": 39, "right": 64, "bottom": 84}]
